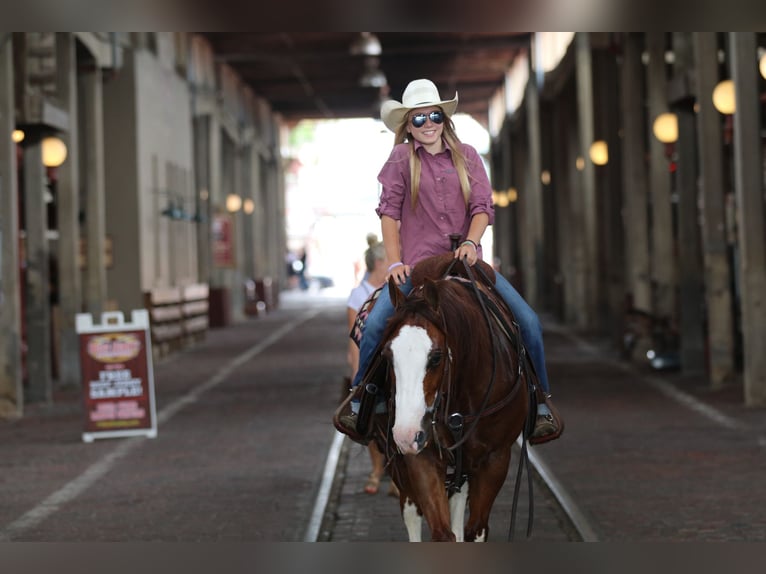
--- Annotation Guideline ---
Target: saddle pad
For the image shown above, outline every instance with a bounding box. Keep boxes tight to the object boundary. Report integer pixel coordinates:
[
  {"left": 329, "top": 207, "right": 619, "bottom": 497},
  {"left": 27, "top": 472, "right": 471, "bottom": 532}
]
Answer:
[{"left": 350, "top": 286, "right": 383, "bottom": 347}]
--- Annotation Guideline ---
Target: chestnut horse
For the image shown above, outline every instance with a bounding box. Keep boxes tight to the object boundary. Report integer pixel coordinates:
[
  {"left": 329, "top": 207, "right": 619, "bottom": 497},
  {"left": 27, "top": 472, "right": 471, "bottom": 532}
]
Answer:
[{"left": 368, "top": 254, "right": 534, "bottom": 542}]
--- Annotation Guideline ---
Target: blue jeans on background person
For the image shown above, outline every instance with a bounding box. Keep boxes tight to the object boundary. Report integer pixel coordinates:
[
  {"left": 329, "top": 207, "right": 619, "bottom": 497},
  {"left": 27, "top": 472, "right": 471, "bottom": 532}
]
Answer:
[{"left": 351, "top": 272, "right": 551, "bottom": 395}]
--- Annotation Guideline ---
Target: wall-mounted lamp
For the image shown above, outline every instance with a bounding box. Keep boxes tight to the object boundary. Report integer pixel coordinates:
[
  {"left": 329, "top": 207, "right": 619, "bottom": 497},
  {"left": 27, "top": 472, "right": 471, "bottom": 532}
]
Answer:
[
  {"left": 492, "top": 188, "right": 518, "bottom": 207},
  {"left": 161, "top": 201, "right": 186, "bottom": 220},
  {"left": 12, "top": 129, "right": 25, "bottom": 143},
  {"left": 42, "top": 136, "right": 68, "bottom": 167},
  {"left": 226, "top": 193, "right": 242, "bottom": 213},
  {"left": 712, "top": 79, "right": 736, "bottom": 115},
  {"left": 589, "top": 140, "right": 608, "bottom": 166},
  {"left": 652, "top": 112, "right": 679, "bottom": 143},
  {"left": 541, "top": 170, "right": 551, "bottom": 186},
  {"left": 575, "top": 156, "right": 585, "bottom": 171},
  {"left": 243, "top": 198, "right": 255, "bottom": 214},
  {"left": 492, "top": 190, "right": 509, "bottom": 207},
  {"left": 759, "top": 48, "right": 766, "bottom": 80}
]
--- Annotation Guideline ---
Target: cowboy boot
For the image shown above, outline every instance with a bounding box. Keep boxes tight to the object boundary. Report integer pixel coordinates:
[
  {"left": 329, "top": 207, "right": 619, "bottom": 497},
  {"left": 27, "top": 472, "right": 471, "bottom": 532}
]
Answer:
[{"left": 529, "top": 394, "right": 564, "bottom": 445}]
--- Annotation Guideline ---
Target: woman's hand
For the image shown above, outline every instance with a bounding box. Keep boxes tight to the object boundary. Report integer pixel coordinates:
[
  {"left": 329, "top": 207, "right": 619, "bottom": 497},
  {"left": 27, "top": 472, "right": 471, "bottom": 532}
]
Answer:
[
  {"left": 455, "top": 240, "right": 478, "bottom": 266},
  {"left": 388, "top": 262, "right": 410, "bottom": 285}
]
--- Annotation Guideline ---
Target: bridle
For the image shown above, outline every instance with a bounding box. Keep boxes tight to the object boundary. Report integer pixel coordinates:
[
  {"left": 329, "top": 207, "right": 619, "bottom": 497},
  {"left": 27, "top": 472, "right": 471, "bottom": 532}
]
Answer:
[{"left": 407, "top": 255, "right": 536, "bottom": 540}]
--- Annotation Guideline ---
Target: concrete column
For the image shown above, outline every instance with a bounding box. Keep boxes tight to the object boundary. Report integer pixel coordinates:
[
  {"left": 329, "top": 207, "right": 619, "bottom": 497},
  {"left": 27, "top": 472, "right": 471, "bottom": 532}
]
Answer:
[
  {"left": 208, "top": 113, "right": 224, "bottom": 287},
  {"left": 567, "top": 92, "right": 587, "bottom": 328},
  {"left": 575, "top": 32, "right": 599, "bottom": 329},
  {"left": 646, "top": 32, "right": 677, "bottom": 321},
  {"left": 242, "top": 145, "right": 255, "bottom": 280},
  {"left": 671, "top": 33, "right": 706, "bottom": 376},
  {"left": 23, "top": 137, "right": 52, "bottom": 403},
  {"left": 81, "top": 66, "right": 107, "bottom": 316},
  {"left": 524, "top": 55, "right": 543, "bottom": 309},
  {"left": 620, "top": 33, "right": 651, "bottom": 312},
  {"left": 0, "top": 34, "right": 23, "bottom": 417},
  {"left": 693, "top": 32, "right": 735, "bottom": 388},
  {"left": 230, "top": 145, "right": 244, "bottom": 321},
  {"left": 729, "top": 32, "right": 766, "bottom": 406},
  {"left": 54, "top": 32, "right": 82, "bottom": 388},
  {"left": 193, "top": 115, "right": 211, "bottom": 283}
]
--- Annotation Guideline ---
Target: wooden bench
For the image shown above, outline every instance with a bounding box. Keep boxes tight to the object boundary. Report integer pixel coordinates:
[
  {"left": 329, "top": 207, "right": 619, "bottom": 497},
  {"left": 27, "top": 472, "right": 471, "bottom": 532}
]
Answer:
[
  {"left": 182, "top": 283, "right": 209, "bottom": 345},
  {"left": 144, "top": 283, "right": 209, "bottom": 359},
  {"left": 144, "top": 286, "right": 184, "bottom": 359}
]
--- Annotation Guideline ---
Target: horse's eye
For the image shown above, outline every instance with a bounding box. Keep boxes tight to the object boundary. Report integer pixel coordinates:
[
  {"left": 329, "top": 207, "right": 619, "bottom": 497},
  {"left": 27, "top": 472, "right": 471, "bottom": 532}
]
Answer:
[{"left": 427, "top": 351, "right": 442, "bottom": 370}]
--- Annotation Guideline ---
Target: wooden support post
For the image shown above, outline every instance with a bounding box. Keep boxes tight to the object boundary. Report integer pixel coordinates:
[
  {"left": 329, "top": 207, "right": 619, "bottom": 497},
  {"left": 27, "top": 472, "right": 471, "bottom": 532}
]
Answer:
[
  {"left": 620, "top": 33, "right": 652, "bottom": 313},
  {"left": 575, "top": 33, "right": 599, "bottom": 330},
  {"left": 646, "top": 32, "right": 677, "bottom": 322},
  {"left": 671, "top": 32, "right": 706, "bottom": 376},
  {"left": 81, "top": 64, "right": 107, "bottom": 317},
  {"left": 693, "top": 32, "right": 735, "bottom": 388},
  {"left": 55, "top": 32, "right": 82, "bottom": 388},
  {"left": 0, "top": 34, "right": 23, "bottom": 417},
  {"left": 23, "top": 136, "right": 52, "bottom": 404},
  {"left": 729, "top": 32, "right": 766, "bottom": 406}
]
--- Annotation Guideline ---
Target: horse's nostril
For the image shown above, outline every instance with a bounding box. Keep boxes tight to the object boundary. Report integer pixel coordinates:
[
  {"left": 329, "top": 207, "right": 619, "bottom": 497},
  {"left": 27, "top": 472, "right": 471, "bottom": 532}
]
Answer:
[{"left": 414, "top": 430, "right": 426, "bottom": 448}]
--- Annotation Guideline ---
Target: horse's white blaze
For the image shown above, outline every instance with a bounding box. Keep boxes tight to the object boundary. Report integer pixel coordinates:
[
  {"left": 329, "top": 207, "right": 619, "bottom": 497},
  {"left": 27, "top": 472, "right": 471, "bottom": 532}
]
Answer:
[
  {"left": 449, "top": 483, "right": 468, "bottom": 542},
  {"left": 390, "top": 325, "right": 433, "bottom": 454},
  {"left": 402, "top": 498, "right": 422, "bottom": 542}
]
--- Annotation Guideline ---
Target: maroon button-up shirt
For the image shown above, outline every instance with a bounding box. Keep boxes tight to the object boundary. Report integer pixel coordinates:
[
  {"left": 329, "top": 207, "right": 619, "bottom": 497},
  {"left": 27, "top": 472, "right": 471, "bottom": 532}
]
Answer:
[{"left": 376, "top": 140, "right": 494, "bottom": 267}]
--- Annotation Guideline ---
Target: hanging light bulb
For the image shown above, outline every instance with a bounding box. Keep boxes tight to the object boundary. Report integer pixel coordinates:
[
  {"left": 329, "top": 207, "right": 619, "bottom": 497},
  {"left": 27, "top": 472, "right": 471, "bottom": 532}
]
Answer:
[
  {"left": 712, "top": 79, "right": 736, "bottom": 115},
  {"left": 652, "top": 112, "right": 679, "bottom": 143},
  {"left": 759, "top": 49, "right": 766, "bottom": 80},
  {"left": 42, "top": 136, "right": 68, "bottom": 167},
  {"left": 589, "top": 140, "right": 609, "bottom": 166},
  {"left": 12, "top": 129, "right": 25, "bottom": 143},
  {"left": 226, "top": 193, "right": 242, "bottom": 213}
]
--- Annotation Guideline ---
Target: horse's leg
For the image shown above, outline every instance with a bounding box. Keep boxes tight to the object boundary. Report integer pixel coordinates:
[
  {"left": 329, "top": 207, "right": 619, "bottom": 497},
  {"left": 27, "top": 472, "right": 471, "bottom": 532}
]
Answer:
[
  {"left": 464, "top": 450, "right": 511, "bottom": 542},
  {"left": 448, "top": 482, "right": 468, "bottom": 542},
  {"left": 401, "top": 497, "right": 422, "bottom": 541},
  {"left": 406, "top": 456, "right": 455, "bottom": 541}
]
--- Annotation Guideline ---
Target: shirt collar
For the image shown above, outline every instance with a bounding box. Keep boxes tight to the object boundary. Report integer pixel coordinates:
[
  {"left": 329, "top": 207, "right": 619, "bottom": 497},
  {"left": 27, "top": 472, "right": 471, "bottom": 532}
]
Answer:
[{"left": 413, "top": 137, "right": 451, "bottom": 156}]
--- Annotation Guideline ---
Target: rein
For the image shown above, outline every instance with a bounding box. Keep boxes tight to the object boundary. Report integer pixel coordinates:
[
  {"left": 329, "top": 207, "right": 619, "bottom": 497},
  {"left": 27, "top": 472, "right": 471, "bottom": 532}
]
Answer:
[
  {"left": 437, "top": 255, "right": 535, "bottom": 541},
  {"left": 439, "top": 258, "right": 523, "bottom": 451}
]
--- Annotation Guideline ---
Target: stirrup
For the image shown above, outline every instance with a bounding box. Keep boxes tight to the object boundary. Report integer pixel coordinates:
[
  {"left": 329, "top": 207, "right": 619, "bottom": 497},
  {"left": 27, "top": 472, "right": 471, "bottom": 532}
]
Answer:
[{"left": 529, "top": 399, "right": 564, "bottom": 446}]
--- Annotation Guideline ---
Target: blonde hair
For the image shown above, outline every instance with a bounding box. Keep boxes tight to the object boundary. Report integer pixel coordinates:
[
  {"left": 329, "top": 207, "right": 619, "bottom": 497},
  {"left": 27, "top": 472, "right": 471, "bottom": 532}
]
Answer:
[
  {"left": 393, "top": 108, "right": 472, "bottom": 210},
  {"left": 364, "top": 233, "right": 385, "bottom": 272}
]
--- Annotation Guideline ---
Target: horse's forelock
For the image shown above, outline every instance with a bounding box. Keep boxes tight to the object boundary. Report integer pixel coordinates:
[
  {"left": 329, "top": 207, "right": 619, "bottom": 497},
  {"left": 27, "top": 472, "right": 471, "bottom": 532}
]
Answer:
[{"left": 384, "top": 279, "right": 481, "bottom": 348}]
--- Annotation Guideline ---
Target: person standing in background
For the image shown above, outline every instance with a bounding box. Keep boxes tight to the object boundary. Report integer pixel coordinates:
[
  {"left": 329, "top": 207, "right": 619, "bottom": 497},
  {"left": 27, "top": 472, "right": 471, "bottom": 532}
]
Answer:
[{"left": 346, "top": 234, "right": 397, "bottom": 495}]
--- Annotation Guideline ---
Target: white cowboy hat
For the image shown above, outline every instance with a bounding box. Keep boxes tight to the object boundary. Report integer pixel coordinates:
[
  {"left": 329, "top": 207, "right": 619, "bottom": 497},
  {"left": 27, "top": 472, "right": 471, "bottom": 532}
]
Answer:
[{"left": 380, "top": 79, "right": 458, "bottom": 132}]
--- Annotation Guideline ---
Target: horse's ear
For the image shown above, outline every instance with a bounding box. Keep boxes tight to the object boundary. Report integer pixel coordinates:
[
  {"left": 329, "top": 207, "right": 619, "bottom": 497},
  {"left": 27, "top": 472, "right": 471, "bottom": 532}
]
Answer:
[
  {"left": 389, "top": 275, "right": 406, "bottom": 310},
  {"left": 422, "top": 278, "right": 439, "bottom": 311}
]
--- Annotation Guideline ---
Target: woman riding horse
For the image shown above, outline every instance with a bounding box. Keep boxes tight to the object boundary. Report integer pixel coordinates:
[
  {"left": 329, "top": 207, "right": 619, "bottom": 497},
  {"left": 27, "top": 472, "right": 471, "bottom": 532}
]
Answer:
[
  {"left": 337, "top": 78, "right": 562, "bottom": 444},
  {"left": 362, "top": 253, "right": 534, "bottom": 540}
]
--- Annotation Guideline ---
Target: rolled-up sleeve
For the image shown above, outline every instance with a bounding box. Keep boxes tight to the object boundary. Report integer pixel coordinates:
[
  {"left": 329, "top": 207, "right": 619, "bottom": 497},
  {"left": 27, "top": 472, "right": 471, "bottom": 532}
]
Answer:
[
  {"left": 464, "top": 144, "right": 495, "bottom": 225},
  {"left": 375, "top": 145, "right": 409, "bottom": 220}
]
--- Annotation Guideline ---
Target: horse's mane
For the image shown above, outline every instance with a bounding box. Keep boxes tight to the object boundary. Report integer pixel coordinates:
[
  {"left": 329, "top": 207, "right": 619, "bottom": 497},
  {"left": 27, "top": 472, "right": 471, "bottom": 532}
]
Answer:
[
  {"left": 382, "top": 275, "right": 493, "bottom": 359},
  {"left": 410, "top": 253, "right": 496, "bottom": 288}
]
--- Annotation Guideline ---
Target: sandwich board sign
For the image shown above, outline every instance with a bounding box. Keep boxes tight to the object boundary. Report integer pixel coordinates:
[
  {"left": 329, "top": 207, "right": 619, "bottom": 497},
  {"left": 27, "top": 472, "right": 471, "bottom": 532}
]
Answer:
[{"left": 76, "top": 309, "right": 157, "bottom": 442}]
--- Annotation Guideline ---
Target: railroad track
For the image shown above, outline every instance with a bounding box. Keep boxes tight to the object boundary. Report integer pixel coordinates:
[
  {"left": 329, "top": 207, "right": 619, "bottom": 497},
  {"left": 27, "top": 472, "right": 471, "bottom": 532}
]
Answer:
[{"left": 309, "top": 432, "right": 598, "bottom": 542}]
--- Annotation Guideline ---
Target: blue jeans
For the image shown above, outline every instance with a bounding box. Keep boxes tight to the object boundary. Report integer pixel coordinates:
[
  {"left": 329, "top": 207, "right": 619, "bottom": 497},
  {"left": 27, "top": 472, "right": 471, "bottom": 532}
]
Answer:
[{"left": 351, "top": 272, "right": 550, "bottom": 394}]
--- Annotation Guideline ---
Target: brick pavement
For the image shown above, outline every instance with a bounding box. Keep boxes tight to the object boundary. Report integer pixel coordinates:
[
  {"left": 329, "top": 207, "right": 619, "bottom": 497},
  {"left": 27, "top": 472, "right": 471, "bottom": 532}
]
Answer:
[
  {"left": 325, "top": 314, "right": 766, "bottom": 542},
  {"left": 2, "top": 291, "right": 765, "bottom": 542}
]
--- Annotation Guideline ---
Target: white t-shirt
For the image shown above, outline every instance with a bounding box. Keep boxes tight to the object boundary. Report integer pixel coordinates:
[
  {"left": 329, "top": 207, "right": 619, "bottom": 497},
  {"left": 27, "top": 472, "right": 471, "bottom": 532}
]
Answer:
[{"left": 347, "top": 279, "right": 379, "bottom": 312}]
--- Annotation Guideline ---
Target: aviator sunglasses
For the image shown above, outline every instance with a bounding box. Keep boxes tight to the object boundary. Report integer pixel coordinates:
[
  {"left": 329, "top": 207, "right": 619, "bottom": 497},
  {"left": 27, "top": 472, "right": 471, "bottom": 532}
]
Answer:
[{"left": 410, "top": 110, "right": 444, "bottom": 128}]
